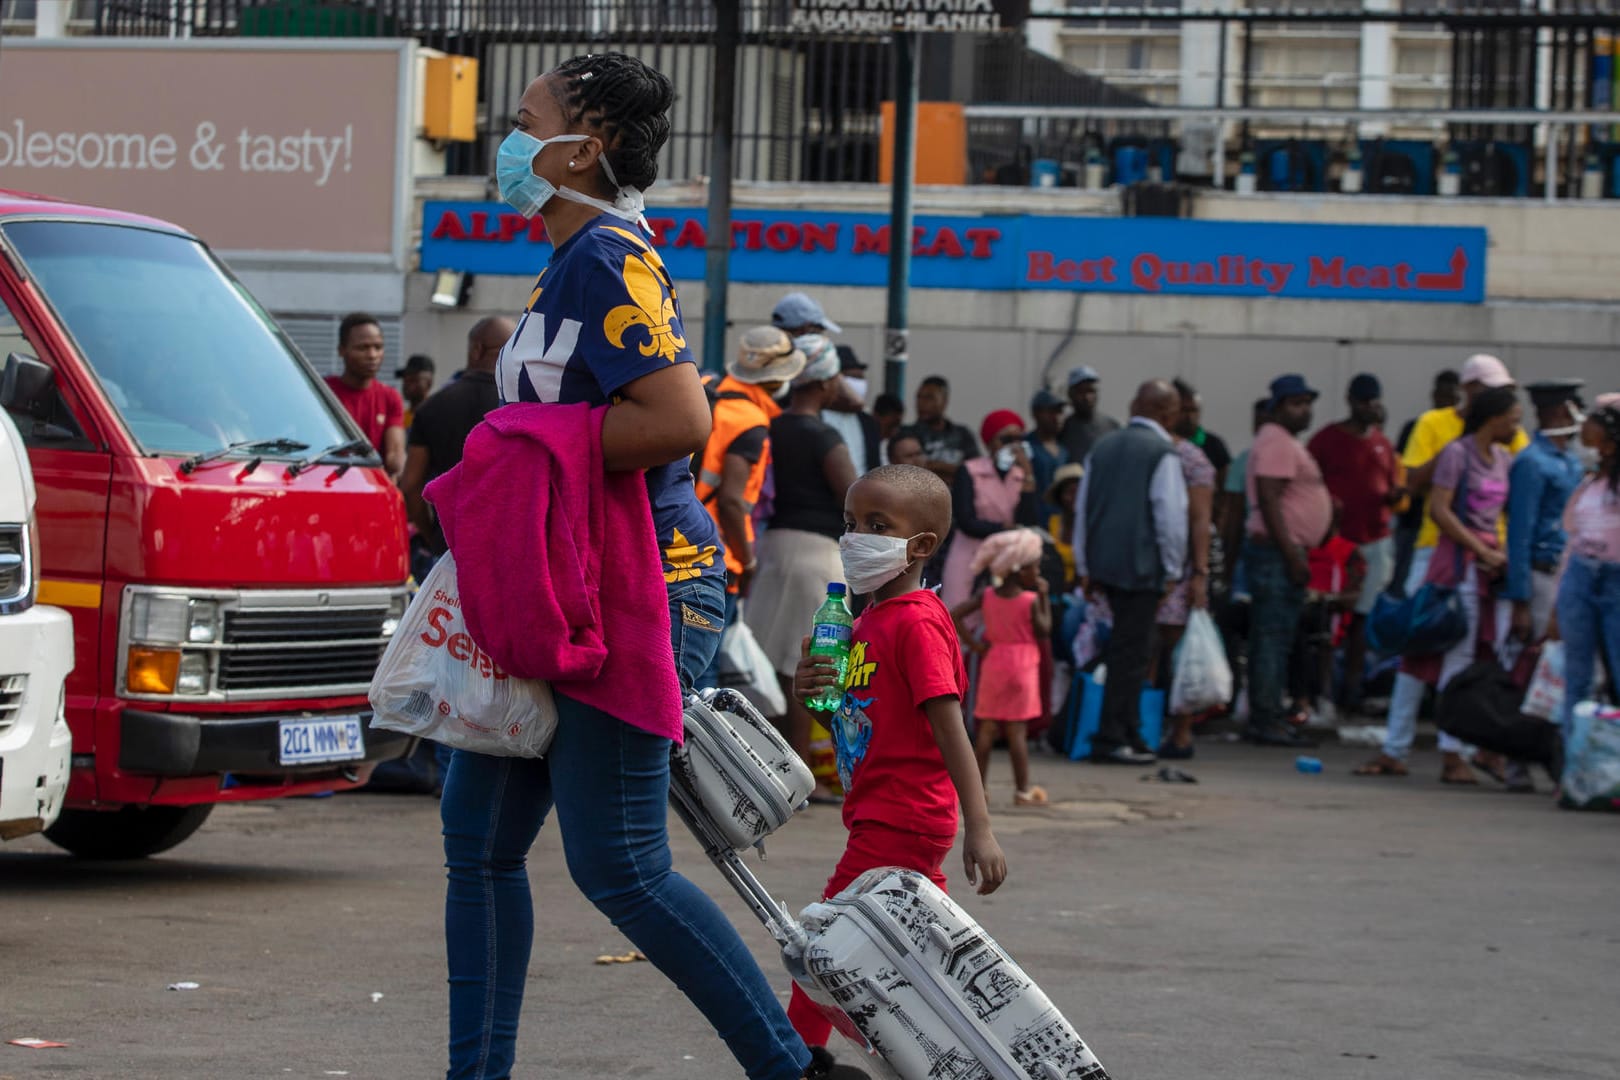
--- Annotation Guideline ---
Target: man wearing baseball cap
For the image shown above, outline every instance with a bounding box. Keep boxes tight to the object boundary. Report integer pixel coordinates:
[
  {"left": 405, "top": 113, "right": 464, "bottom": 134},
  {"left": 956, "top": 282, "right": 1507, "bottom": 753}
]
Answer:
[
  {"left": 1059, "top": 366, "right": 1121, "bottom": 465},
  {"left": 1026, "top": 388, "right": 1069, "bottom": 520},
  {"left": 1244, "top": 374, "right": 1333, "bottom": 749},
  {"left": 771, "top": 291, "right": 841, "bottom": 337},
  {"left": 1307, "top": 374, "right": 1406, "bottom": 718},
  {"left": 1356, "top": 353, "right": 1528, "bottom": 780}
]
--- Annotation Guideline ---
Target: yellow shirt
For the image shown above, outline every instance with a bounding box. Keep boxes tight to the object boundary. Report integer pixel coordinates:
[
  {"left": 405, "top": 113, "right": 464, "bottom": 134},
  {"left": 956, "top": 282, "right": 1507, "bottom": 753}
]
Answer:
[{"left": 1402, "top": 406, "right": 1528, "bottom": 549}]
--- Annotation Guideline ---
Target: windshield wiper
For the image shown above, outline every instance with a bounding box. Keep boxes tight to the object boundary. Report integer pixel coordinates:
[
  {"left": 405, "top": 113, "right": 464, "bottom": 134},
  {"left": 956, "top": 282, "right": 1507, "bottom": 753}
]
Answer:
[
  {"left": 285, "top": 438, "right": 377, "bottom": 478},
  {"left": 180, "top": 438, "right": 309, "bottom": 475}
]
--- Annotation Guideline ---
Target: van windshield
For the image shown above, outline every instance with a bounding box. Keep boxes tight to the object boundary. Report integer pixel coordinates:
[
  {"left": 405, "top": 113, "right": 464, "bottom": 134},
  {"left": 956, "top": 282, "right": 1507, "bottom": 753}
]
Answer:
[{"left": 3, "top": 220, "right": 353, "bottom": 457}]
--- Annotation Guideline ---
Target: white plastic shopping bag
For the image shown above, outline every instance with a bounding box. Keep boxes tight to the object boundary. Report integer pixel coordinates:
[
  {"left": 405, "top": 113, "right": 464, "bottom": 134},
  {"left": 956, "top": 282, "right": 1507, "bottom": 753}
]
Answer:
[
  {"left": 717, "top": 602, "right": 788, "bottom": 716},
  {"left": 1522, "top": 642, "right": 1566, "bottom": 721},
  {"left": 1170, "top": 609, "right": 1233, "bottom": 715},
  {"left": 368, "top": 553, "right": 558, "bottom": 756}
]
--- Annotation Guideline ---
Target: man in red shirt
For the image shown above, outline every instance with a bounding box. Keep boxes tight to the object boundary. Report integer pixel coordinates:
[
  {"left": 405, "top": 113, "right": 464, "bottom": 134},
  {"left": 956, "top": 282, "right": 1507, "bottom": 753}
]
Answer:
[
  {"left": 1307, "top": 374, "right": 1405, "bottom": 716},
  {"left": 324, "top": 312, "right": 405, "bottom": 482},
  {"left": 791, "top": 463, "right": 1006, "bottom": 1070}
]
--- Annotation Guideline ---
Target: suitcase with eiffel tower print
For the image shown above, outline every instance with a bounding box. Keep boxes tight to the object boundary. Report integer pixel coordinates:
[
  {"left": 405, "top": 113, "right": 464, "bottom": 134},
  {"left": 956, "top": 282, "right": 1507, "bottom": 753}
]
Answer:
[{"left": 669, "top": 696, "right": 1110, "bottom": 1080}]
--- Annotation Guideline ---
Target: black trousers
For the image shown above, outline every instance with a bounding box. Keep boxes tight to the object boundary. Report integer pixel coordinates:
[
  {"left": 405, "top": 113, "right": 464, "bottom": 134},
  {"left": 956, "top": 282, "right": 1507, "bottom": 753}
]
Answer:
[{"left": 1097, "top": 586, "right": 1162, "bottom": 755}]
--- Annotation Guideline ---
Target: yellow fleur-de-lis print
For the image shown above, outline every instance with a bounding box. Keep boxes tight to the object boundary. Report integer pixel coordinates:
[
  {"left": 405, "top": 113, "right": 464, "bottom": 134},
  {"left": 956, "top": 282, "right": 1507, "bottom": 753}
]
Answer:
[
  {"left": 664, "top": 526, "right": 717, "bottom": 584},
  {"left": 604, "top": 254, "right": 687, "bottom": 363}
]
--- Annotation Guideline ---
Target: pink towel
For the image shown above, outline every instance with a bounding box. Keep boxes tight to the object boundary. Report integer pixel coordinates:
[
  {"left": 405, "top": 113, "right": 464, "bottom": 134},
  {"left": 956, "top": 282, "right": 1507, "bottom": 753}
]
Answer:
[{"left": 424, "top": 402, "right": 683, "bottom": 742}]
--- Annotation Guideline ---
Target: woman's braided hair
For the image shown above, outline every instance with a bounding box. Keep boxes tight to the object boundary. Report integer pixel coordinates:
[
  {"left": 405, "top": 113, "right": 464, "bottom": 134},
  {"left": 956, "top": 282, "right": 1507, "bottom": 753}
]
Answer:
[{"left": 550, "top": 53, "right": 674, "bottom": 191}]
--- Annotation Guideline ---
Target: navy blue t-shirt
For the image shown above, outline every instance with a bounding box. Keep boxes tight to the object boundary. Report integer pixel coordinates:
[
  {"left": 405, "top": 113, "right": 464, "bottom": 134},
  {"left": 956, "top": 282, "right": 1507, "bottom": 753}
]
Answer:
[{"left": 496, "top": 214, "right": 722, "bottom": 584}]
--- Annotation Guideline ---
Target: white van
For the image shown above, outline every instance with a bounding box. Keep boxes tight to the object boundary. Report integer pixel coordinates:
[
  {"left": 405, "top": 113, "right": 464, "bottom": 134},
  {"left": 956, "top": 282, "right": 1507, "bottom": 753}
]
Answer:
[{"left": 0, "top": 407, "right": 72, "bottom": 842}]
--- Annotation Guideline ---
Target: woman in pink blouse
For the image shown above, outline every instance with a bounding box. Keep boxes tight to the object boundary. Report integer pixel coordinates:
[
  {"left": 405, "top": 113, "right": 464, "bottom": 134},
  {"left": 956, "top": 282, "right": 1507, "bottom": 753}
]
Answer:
[{"left": 1555, "top": 392, "right": 1620, "bottom": 737}]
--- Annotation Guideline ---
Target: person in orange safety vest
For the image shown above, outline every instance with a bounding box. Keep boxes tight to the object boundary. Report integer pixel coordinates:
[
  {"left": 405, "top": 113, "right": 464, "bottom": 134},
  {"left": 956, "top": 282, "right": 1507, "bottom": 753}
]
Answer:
[{"left": 694, "top": 326, "right": 807, "bottom": 688}]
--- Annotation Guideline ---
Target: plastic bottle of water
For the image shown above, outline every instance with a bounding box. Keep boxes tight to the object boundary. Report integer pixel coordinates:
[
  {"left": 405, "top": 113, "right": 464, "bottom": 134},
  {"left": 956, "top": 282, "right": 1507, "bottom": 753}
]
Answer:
[{"left": 806, "top": 583, "right": 853, "bottom": 712}]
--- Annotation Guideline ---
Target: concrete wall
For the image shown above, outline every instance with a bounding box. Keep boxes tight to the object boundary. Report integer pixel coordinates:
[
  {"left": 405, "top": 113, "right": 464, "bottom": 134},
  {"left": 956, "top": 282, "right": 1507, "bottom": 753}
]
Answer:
[{"left": 400, "top": 180, "right": 1619, "bottom": 450}]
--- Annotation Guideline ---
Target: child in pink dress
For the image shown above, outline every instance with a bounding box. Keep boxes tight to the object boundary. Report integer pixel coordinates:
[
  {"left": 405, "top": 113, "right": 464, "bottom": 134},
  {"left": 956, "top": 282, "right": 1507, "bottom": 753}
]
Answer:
[{"left": 952, "top": 529, "right": 1053, "bottom": 806}]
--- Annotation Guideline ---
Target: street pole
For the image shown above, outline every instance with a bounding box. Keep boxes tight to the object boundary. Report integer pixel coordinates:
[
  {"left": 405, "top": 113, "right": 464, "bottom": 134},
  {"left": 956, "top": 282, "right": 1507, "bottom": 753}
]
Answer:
[
  {"left": 702, "top": 0, "right": 741, "bottom": 375},
  {"left": 884, "top": 31, "right": 920, "bottom": 401}
]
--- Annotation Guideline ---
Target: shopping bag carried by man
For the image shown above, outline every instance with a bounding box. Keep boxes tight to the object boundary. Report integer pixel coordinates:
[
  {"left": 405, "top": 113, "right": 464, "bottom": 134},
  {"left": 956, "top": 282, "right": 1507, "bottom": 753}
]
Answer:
[{"left": 369, "top": 553, "right": 558, "bottom": 757}]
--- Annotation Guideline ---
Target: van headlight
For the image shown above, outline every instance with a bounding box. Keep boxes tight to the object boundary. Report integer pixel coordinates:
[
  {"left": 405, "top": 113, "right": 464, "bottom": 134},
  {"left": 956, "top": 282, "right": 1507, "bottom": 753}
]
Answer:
[{"left": 130, "top": 594, "right": 220, "bottom": 645}]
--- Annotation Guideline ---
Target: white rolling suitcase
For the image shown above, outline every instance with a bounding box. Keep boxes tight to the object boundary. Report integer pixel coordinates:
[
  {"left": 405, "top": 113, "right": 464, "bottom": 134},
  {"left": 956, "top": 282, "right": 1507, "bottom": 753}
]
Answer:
[
  {"left": 674, "top": 688, "right": 816, "bottom": 851},
  {"left": 668, "top": 694, "right": 1110, "bottom": 1080}
]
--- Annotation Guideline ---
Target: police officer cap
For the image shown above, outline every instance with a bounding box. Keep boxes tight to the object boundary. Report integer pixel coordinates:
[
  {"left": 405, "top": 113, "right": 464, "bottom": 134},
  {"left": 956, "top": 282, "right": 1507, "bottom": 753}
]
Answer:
[{"left": 1526, "top": 379, "right": 1584, "bottom": 409}]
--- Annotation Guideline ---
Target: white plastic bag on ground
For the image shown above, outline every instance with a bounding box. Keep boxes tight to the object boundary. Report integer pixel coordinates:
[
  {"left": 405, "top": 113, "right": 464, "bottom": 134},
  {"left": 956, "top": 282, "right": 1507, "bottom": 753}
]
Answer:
[
  {"left": 1562, "top": 702, "right": 1620, "bottom": 809},
  {"left": 716, "top": 604, "right": 787, "bottom": 717},
  {"left": 368, "top": 553, "right": 558, "bottom": 757},
  {"left": 1522, "top": 642, "right": 1566, "bottom": 721},
  {"left": 1170, "top": 609, "right": 1233, "bottom": 716}
]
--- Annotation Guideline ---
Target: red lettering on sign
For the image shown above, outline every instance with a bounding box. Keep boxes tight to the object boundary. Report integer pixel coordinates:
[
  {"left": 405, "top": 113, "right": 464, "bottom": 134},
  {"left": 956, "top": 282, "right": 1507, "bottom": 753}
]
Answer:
[
  {"left": 528, "top": 217, "right": 549, "bottom": 243},
  {"left": 469, "top": 212, "right": 496, "bottom": 241},
  {"left": 430, "top": 210, "right": 468, "bottom": 241},
  {"left": 1131, "top": 253, "right": 1163, "bottom": 292},
  {"left": 853, "top": 224, "right": 889, "bottom": 255},
  {"left": 764, "top": 222, "right": 800, "bottom": 252},
  {"left": 800, "top": 221, "right": 839, "bottom": 253},
  {"left": 674, "top": 219, "right": 706, "bottom": 249},
  {"left": 646, "top": 218, "right": 678, "bottom": 247},
  {"left": 964, "top": 227, "right": 1001, "bottom": 259},
  {"left": 732, "top": 220, "right": 764, "bottom": 251},
  {"left": 497, "top": 214, "right": 528, "bottom": 243},
  {"left": 916, "top": 227, "right": 967, "bottom": 259},
  {"left": 1027, "top": 251, "right": 1056, "bottom": 281}
]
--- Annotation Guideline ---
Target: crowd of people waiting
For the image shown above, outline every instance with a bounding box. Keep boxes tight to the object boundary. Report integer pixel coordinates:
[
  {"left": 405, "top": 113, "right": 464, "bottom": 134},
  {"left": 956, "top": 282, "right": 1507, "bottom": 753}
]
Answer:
[{"left": 326, "top": 291, "right": 1620, "bottom": 802}]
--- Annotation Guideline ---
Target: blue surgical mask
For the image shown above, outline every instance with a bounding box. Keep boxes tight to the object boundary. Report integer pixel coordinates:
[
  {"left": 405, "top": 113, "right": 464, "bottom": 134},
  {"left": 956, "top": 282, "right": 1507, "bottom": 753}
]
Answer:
[
  {"left": 496, "top": 128, "right": 649, "bottom": 228},
  {"left": 496, "top": 130, "right": 588, "bottom": 218}
]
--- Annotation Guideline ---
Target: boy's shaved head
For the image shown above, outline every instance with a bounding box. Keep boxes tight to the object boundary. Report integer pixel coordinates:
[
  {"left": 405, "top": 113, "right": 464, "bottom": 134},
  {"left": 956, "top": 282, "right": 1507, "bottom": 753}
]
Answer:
[{"left": 856, "top": 464, "right": 952, "bottom": 538}]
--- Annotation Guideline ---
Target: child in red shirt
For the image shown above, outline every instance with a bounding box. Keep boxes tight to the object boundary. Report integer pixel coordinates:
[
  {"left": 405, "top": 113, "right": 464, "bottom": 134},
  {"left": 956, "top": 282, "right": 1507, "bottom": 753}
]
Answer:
[{"left": 791, "top": 464, "right": 1008, "bottom": 1057}]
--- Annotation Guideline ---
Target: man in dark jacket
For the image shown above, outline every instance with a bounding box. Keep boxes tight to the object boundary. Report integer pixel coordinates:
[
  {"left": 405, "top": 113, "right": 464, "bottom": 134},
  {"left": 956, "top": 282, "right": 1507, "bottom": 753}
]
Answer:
[{"left": 1072, "top": 379, "right": 1188, "bottom": 765}]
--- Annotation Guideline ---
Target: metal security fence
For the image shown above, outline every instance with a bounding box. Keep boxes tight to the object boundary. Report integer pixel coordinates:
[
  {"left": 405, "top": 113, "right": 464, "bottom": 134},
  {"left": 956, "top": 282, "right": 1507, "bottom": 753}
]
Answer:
[{"left": 87, "top": 0, "right": 1149, "bottom": 183}]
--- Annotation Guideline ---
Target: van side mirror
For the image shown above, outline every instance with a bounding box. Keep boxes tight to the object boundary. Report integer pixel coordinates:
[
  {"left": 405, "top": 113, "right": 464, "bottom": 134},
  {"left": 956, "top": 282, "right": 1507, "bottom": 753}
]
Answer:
[{"left": 1, "top": 352, "right": 55, "bottom": 418}]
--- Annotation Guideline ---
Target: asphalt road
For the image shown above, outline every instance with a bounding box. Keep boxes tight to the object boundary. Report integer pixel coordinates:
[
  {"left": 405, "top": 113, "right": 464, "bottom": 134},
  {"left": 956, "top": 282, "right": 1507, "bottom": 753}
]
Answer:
[{"left": 2, "top": 742, "right": 1615, "bottom": 1080}]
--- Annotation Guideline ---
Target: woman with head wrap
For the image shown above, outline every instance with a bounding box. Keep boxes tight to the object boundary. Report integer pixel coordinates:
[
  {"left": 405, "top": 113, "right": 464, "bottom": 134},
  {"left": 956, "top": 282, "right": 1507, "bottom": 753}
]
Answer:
[{"left": 939, "top": 408, "right": 1041, "bottom": 610}]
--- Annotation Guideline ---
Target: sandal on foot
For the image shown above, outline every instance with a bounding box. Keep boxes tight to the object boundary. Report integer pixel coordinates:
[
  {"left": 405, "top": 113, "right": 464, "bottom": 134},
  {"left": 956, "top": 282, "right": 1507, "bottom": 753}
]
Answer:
[
  {"left": 1014, "top": 786, "right": 1049, "bottom": 806},
  {"left": 1353, "top": 755, "right": 1408, "bottom": 777}
]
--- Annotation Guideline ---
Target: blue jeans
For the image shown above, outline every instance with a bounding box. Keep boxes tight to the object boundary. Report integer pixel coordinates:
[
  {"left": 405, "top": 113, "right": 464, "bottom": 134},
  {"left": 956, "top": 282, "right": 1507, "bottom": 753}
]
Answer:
[
  {"left": 441, "top": 575, "right": 807, "bottom": 1080},
  {"left": 1244, "top": 541, "right": 1306, "bottom": 731},
  {"left": 1556, "top": 553, "right": 1620, "bottom": 739},
  {"left": 696, "top": 587, "right": 740, "bottom": 690}
]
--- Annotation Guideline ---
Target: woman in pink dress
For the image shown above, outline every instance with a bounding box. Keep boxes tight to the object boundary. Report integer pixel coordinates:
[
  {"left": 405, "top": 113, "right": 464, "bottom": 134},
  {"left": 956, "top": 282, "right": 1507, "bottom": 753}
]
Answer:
[{"left": 953, "top": 529, "right": 1053, "bottom": 806}]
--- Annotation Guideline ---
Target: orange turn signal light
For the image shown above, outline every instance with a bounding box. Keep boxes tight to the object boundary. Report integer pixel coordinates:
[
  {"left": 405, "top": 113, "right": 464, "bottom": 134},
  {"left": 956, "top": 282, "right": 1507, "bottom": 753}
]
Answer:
[{"left": 127, "top": 647, "right": 181, "bottom": 694}]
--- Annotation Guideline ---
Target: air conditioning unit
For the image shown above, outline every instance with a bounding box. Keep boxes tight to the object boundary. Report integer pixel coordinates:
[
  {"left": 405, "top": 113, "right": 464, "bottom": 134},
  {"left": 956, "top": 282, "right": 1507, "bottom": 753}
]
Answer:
[
  {"left": 1360, "top": 139, "right": 1438, "bottom": 196},
  {"left": 1254, "top": 139, "right": 1328, "bottom": 193},
  {"left": 1452, "top": 139, "right": 1531, "bottom": 198}
]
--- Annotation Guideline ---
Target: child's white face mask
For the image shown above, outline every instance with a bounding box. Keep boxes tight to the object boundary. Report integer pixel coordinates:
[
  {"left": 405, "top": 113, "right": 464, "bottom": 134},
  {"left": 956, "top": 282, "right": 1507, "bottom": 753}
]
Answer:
[{"left": 839, "top": 532, "right": 923, "bottom": 595}]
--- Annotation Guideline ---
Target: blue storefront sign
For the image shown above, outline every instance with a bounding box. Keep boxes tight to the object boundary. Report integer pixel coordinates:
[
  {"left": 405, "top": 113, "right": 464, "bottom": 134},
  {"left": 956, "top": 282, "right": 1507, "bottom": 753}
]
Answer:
[{"left": 421, "top": 201, "right": 1487, "bottom": 304}]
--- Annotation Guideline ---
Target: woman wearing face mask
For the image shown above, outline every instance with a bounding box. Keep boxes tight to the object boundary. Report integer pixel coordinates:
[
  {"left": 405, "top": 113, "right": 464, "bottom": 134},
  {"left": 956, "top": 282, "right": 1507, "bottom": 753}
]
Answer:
[
  {"left": 939, "top": 409, "right": 1040, "bottom": 611},
  {"left": 453, "top": 54, "right": 863, "bottom": 1080},
  {"left": 745, "top": 335, "right": 858, "bottom": 803},
  {"left": 1553, "top": 392, "right": 1620, "bottom": 741}
]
